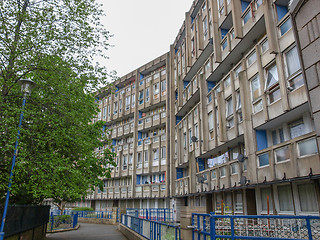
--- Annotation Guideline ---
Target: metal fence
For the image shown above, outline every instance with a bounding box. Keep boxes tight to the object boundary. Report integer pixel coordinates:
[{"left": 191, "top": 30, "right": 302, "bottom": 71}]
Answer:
[
  {"left": 126, "top": 208, "right": 174, "bottom": 223},
  {"left": 73, "top": 210, "right": 113, "bottom": 219},
  {"left": 192, "top": 213, "right": 320, "bottom": 240},
  {"left": 0, "top": 205, "right": 50, "bottom": 238},
  {"left": 47, "top": 213, "right": 78, "bottom": 232},
  {"left": 122, "top": 214, "right": 181, "bottom": 240}
]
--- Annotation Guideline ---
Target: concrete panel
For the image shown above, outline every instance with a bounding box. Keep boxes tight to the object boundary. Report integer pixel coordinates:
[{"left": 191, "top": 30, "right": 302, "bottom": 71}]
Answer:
[
  {"left": 301, "top": 38, "right": 320, "bottom": 69},
  {"left": 295, "top": 0, "right": 320, "bottom": 31},
  {"left": 305, "top": 64, "right": 320, "bottom": 90}
]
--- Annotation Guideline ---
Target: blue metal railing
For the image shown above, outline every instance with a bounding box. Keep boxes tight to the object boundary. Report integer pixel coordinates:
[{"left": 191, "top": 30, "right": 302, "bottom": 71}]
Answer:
[
  {"left": 72, "top": 211, "right": 113, "bottom": 219},
  {"left": 48, "top": 213, "right": 78, "bottom": 232},
  {"left": 122, "top": 214, "right": 181, "bottom": 240},
  {"left": 126, "top": 208, "right": 174, "bottom": 222},
  {"left": 192, "top": 213, "right": 320, "bottom": 240}
]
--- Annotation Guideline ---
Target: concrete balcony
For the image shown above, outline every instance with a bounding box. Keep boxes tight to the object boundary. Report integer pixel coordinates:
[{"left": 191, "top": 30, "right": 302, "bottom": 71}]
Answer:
[{"left": 175, "top": 176, "right": 190, "bottom": 196}]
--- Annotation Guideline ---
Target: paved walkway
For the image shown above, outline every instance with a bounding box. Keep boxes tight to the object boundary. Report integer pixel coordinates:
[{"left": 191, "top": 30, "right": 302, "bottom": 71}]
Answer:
[{"left": 46, "top": 223, "right": 127, "bottom": 240}]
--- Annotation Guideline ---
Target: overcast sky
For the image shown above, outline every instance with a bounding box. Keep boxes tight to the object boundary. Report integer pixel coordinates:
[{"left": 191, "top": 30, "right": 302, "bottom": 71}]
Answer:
[{"left": 97, "top": 0, "right": 194, "bottom": 78}]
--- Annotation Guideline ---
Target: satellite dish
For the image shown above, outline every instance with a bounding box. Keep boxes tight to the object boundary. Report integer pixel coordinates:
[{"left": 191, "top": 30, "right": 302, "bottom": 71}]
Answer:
[
  {"left": 239, "top": 176, "right": 247, "bottom": 185},
  {"left": 191, "top": 136, "right": 198, "bottom": 142},
  {"left": 237, "top": 154, "right": 247, "bottom": 163}
]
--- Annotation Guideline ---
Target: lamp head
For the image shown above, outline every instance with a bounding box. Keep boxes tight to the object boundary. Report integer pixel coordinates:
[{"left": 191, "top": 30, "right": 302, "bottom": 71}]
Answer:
[{"left": 18, "top": 79, "right": 36, "bottom": 95}]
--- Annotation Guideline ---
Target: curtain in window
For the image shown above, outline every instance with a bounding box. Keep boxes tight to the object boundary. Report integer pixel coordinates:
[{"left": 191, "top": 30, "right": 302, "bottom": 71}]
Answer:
[
  {"left": 286, "top": 47, "right": 300, "bottom": 76},
  {"left": 278, "top": 185, "right": 294, "bottom": 212},
  {"left": 266, "top": 64, "right": 279, "bottom": 89},
  {"left": 261, "top": 187, "right": 273, "bottom": 211},
  {"left": 298, "top": 183, "right": 318, "bottom": 212}
]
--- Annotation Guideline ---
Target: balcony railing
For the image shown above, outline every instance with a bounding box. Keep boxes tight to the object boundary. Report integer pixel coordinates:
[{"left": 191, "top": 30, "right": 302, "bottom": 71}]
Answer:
[{"left": 175, "top": 176, "right": 189, "bottom": 196}]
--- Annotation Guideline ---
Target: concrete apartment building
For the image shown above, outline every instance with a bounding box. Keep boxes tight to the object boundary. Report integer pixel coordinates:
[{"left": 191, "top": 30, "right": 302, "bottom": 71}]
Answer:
[{"left": 83, "top": 0, "right": 320, "bottom": 217}]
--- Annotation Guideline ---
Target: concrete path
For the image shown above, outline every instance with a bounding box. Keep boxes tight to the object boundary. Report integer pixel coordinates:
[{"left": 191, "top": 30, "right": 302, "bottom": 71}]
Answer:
[{"left": 46, "top": 223, "right": 127, "bottom": 240}]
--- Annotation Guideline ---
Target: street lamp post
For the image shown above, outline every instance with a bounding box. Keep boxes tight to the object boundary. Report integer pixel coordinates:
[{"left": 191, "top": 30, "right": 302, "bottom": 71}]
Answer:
[{"left": 0, "top": 79, "right": 36, "bottom": 240}]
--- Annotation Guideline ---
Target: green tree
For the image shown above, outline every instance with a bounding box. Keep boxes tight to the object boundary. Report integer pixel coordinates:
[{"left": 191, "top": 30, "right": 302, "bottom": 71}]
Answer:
[{"left": 0, "top": 0, "right": 116, "bottom": 206}]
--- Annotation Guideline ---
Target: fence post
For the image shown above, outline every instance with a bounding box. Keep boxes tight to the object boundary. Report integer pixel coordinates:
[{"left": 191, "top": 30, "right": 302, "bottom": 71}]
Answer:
[
  {"left": 50, "top": 213, "right": 54, "bottom": 232},
  {"left": 210, "top": 215, "right": 215, "bottom": 240},
  {"left": 306, "top": 216, "right": 313, "bottom": 240},
  {"left": 230, "top": 216, "right": 235, "bottom": 240},
  {"left": 203, "top": 216, "right": 206, "bottom": 240},
  {"left": 146, "top": 209, "right": 149, "bottom": 220}
]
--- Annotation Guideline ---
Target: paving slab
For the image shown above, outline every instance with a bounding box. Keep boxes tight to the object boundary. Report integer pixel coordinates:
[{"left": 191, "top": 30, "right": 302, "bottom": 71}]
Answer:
[{"left": 46, "top": 223, "right": 127, "bottom": 240}]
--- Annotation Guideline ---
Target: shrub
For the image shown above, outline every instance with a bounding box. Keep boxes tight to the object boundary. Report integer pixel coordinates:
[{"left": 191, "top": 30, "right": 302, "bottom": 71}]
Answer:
[{"left": 72, "top": 207, "right": 94, "bottom": 211}]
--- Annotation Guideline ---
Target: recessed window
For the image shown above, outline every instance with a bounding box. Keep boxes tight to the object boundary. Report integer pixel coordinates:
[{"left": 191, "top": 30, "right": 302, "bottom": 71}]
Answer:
[
  {"left": 231, "top": 163, "right": 239, "bottom": 174},
  {"left": 265, "top": 64, "right": 279, "bottom": 89},
  {"left": 261, "top": 188, "right": 273, "bottom": 212},
  {"left": 290, "top": 119, "right": 305, "bottom": 139},
  {"left": 280, "top": 18, "right": 292, "bottom": 36},
  {"left": 278, "top": 185, "right": 294, "bottom": 212},
  {"left": 208, "top": 111, "right": 214, "bottom": 131},
  {"left": 224, "top": 76, "right": 231, "bottom": 88},
  {"left": 258, "top": 153, "right": 269, "bottom": 167},
  {"left": 298, "top": 183, "right": 319, "bottom": 212},
  {"left": 243, "top": 10, "right": 252, "bottom": 24},
  {"left": 285, "top": 46, "right": 304, "bottom": 90},
  {"left": 275, "top": 146, "right": 290, "bottom": 163},
  {"left": 298, "top": 138, "right": 318, "bottom": 157},
  {"left": 261, "top": 39, "right": 269, "bottom": 53},
  {"left": 251, "top": 75, "right": 261, "bottom": 101},
  {"left": 220, "top": 167, "right": 226, "bottom": 177},
  {"left": 247, "top": 51, "right": 257, "bottom": 66}
]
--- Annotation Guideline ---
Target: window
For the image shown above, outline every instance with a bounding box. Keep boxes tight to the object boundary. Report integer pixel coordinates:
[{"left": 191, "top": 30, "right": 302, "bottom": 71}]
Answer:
[
  {"left": 271, "top": 128, "right": 285, "bottom": 145},
  {"left": 103, "top": 107, "right": 106, "bottom": 119},
  {"left": 161, "top": 80, "right": 166, "bottom": 92},
  {"left": 195, "top": 124, "right": 199, "bottom": 139},
  {"left": 139, "top": 90, "right": 144, "bottom": 105},
  {"left": 275, "top": 146, "right": 290, "bottom": 163},
  {"left": 203, "top": 17, "right": 208, "bottom": 39},
  {"left": 251, "top": 75, "right": 261, "bottom": 101},
  {"left": 145, "top": 87, "right": 150, "bottom": 102},
  {"left": 231, "top": 163, "right": 239, "bottom": 174},
  {"left": 258, "top": 153, "right": 269, "bottom": 167},
  {"left": 125, "top": 96, "right": 130, "bottom": 110},
  {"left": 220, "top": 167, "right": 226, "bottom": 177},
  {"left": 261, "top": 39, "right": 269, "bottom": 53},
  {"left": 137, "top": 152, "right": 142, "bottom": 169},
  {"left": 211, "top": 170, "right": 216, "bottom": 179},
  {"left": 224, "top": 76, "right": 231, "bottom": 88},
  {"left": 113, "top": 102, "right": 118, "bottom": 114},
  {"left": 189, "top": 129, "right": 193, "bottom": 144},
  {"left": 265, "top": 64, "right": 279, "bottom": 89},
  {"left": 265, "top": 64, "right": 281, "bottom": 104},
  {"left": 285, "top": 46, "right": 304, "bottom": 89},
  {"left": 226, "top": 98, "right": 234, "bottom": 128},
  {"left": 261, "top": 188, "right": 273, "bottom": 212},
  {"left": 129, "top": 154, "right": 133, "bottom": 165},
  {"left": 247, "top": 51, "right": 257, "bottom": 66},
  {"left": 290, "top": 119, "right": 305, "bottom": 139},
  {"left": 153, "top": 83, "right": 159, "bottom": 95},
  {"left": 278, "top": 185, "right": 294, "bottom": 212},
  {"left": 205, "top": 61, "right": 211, "bottom": 77},
  {"left": 234, "top": 65, "right": 242, "bottom": 79},
  {"left": 161, "top": 147, "right": 166, "bottom": 159},
  {"left": 119, "top": 100, "right": 122, "bottom": 113},
  {"left": 183, "top": 132, "right": 187, "bottom": 149},
  {"left": 243, "top": 9, "right": 252, "bottom": 24},
  {"left": 280, "top": 18, "right": 292, "bottom": 36},
  {"left": 132, "top": 93, "right": 135, "bottom": 107},
  {"left": 123, "top": 155, "right": 128, "bottom": 170},
  {"left": 139, "top": 79, "right": 144, "bottom": 86},
  {"left": 298, "top": 138, "right": 318, "bottom": 157},
  {"left": 235, "top": 191, "right": 243, "bottom": 212},
  {"left": 208, "top": 112, "right": 214, "bottom": 131},
  {"left": 298, "top": 183, "right": 319, "bottom": 212},
  {"left": 236, "top": 92, "right": 242, "bottom": 122},
  {"left": 153, "top": 149, "right": 159, "bottom": 166}
]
